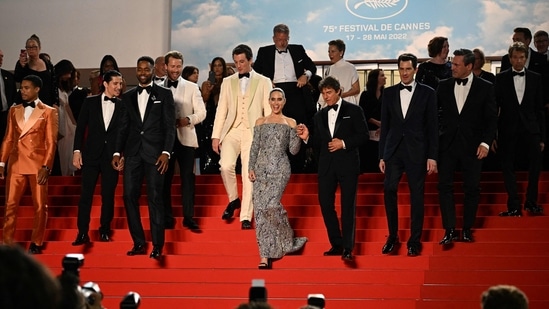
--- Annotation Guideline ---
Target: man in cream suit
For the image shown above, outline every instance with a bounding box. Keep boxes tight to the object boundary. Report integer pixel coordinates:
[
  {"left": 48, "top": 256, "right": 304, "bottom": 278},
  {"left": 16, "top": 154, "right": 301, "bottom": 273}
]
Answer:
[
  {"left": 212, "top": 44, "right": 272, "bottom": 229},
  {"left": 162, "top": 50, "right": 206, "bottom": 230},
  {"left": 0, "top": 75, "right": 58, "bottom": 254}
]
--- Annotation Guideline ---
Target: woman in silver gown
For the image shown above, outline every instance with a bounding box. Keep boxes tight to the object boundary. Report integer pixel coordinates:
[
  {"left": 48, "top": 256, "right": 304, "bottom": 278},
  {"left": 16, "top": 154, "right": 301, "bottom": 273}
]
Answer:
[{"left": 248, "top": 88, "right": 308, "bottom": 269}]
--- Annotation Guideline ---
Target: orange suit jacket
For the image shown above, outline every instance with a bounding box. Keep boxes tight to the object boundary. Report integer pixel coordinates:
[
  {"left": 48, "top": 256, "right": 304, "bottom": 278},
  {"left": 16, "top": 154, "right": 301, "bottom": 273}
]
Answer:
[{"left": 0, "top": 101, "right": 58, "bottom": 174}]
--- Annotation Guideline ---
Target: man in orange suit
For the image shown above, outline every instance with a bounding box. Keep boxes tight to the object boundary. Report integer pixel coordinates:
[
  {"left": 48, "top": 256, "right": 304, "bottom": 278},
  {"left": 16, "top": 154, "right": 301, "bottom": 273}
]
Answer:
[{"left": 0, "top": 75, "right": 58, "bottom": 254}]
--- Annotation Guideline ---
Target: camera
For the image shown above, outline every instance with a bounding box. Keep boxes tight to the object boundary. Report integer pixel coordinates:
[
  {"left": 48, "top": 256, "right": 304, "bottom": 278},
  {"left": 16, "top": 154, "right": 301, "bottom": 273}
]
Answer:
[
  {"left": 61, "top": 253, "right": 84, "bottom": 277},
  {"left": 249, "top": 279, "right": 267, "bottom": 303},
  {"left": 81, "top": 281, "right": 102, "bottom": 306},
  {"left": 120, "top": 291, "right": 141, "bottom": 308},
  {"left": 307, "top": 294, "right": 325, "bottom": 309}
]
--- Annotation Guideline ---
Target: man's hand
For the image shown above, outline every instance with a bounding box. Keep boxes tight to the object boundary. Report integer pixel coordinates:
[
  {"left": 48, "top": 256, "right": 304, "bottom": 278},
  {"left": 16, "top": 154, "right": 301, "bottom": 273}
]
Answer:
[
  {"left": 296, "top": 74, "right": 308, "bottom": 88},
  {"left": 155, "top": 153, "right": 170, "bottom": 174},
  {"left": 541, "top": 142, "right": 545, "bottom": 152},
  {"left": 176, "top": 117, "right": 190, "bottom": 128},
  {"left": 37, "top": 167, "right": 49, "bottom": 185},
  {"left": 212, "top": 138, "right": 221, "bottom": 154},
  {"left": 73, "top": 152, "right": 83, "bottom": 169},
  {"left": 328, "top": 138, "right": 343, "bottom": 152},
  {"left": 379, "top": 159, "right": 385, "bottom": 174},
  {"left": 0, "top": 166, "right": 4, "bottom": 179},
  {"left": 112, "top": 155, "right": 123, "bottom": 171},
  {"left": 296, "top": 124, "right": 309, "bottom": 140},
  {"left": 477, "top": 145, "right": 489, "bottom": 159},
  {"left": 427, "top": 159, "right": 437, "bottom": 175},
  {"left": 249, "top": 170, "right": 256, "bottom": 182}
]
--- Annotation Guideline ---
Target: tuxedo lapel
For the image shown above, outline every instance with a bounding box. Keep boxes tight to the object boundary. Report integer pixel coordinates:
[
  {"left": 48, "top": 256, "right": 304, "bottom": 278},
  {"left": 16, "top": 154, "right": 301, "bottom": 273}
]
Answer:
[
  {"left": 106, "top": 99, "right": 121, "bottom": 132},
  {"left": 15, "top": 105, "right": 25, "bottom": 132},
  {"left": 129, "top": 89, "right": 143, "bottom": 125},
  {"left": 20, "top": 102, "right": 47, "bottom": 136},
  {"left": 95, "top": 96, "right": 107, "bottom": 131}
]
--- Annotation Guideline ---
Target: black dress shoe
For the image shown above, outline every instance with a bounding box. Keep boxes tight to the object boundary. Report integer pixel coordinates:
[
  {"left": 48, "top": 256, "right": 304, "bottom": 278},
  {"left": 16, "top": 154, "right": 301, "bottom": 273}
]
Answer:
[
  {"left": 99, "top": 232, "right": 110, "bottom": 242},
  {"left": 381, "top": 235, "right": 399, "bottom": 254},
  {"left": 323, "top": 246, "right": 343, "bottom": 256},
  {"left": 498, "top": 209, "right": 522, "bottom": 217},
  {"left": 407, "top": 246, "right": 420, "bottom": 257},
  {"left": 150, "top": 246, "right": 162, "bottom": 259},
  {"left": 439, "top": 228, "right": 458, "bottom": 245},
  {"left": 183, "top": 218, "right": 200, "bottom": 230},
  {"left": 462, "top": 229, "right": 474, "bottom": 242},
  {"left": 241, "top": 220, "right": 252, "bottom": 230},
  {"left": 524, "top": 201, "right": 543, "bottom": 214},
  {"left": 72, "top": 233, "right": 90, "bottom": 246},
  {"left": 221, "top": 198, "right": 241, "bottom": 220},
  {"left": 28, "top": 243, "right": 42, "bottom": 254},
  {"left": 342, "top": 249, "right": 353, "bottom": 261},
  {"left": 127, "top": 244, "right": 146, "bottom": 256}
]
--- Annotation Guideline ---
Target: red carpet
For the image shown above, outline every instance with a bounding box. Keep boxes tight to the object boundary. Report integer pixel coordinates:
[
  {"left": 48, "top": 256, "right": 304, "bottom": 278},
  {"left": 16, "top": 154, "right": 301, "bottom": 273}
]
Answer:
[{"left": 1, "top": 172, "right": 548, "bottom": 309}]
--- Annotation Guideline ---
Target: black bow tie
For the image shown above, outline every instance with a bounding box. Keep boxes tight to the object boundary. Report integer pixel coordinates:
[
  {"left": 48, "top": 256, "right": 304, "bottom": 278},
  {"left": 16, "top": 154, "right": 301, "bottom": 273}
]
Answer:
[
  {"left": 154, "top": 76, "right": 165, "bottom": 81},
  {"left": 512, "top": 71, "right": 525, "bottom": 77},
  {"left": 277, "top": 49, "right": 288, "bottom": 54},
  {"left": 238, "top": 73, "right": 250, "bottom": 79},
  {"left": 104, "top": 96, "right": 117, "bottom": 103},
  {"left": 455, "top": 78, "right": 468, "bottom": 86},
  {"left": 23, "top": 101, "right": 35, "bottom": 108},
  {"left": 399, "top": 84, "right": 412, "bottom": 92},
  {"left": 327, "top": 104, "right": 339, "bottom": 111},
  {"left": 138, "top": 85, "right": 152, "bottom": 94},
  {"left": 167, "top": 80, "right": 178, "bottom": 88}
]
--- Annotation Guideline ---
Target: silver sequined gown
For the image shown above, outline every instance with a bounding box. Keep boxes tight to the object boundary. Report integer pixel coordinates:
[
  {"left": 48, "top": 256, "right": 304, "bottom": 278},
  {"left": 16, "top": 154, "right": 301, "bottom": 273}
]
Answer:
[{"left": 249, "top": 123, "right": 308, "bottom": 258}]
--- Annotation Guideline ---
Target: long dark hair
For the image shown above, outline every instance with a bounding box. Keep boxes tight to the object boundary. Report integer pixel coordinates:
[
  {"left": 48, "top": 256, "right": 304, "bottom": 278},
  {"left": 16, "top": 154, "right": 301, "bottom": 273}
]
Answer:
[
  {"left": 99, "top": 55, "right": 120, "bottom": 76},
  {"left": 366, "top": 69, "right": 383, "bottom": 93}
]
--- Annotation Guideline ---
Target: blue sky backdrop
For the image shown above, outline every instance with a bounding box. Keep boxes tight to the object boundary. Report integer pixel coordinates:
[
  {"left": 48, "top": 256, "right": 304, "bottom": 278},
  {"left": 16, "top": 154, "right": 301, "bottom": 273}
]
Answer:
[{"left": 172, "top": 0, "right": 549, "bottom": 77}]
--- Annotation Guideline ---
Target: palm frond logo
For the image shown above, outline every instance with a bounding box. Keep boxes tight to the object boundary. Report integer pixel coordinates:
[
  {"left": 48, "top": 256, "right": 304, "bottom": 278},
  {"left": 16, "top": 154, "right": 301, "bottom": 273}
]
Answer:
[
  {"left": 346, "top": 0, "right": 408, "bottom": 20},
  {"left": 355, "top": 0, "right": 400, "bottom": 10}
]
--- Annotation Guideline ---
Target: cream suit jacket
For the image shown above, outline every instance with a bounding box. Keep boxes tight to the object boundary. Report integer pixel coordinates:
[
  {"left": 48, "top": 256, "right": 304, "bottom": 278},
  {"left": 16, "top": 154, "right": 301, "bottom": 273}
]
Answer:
[
  {"left": 212, "top": 71, "right": 272, "bottom": 142},
  {"left": 164, "top": 77, "right": 206, "bottom": 148}
]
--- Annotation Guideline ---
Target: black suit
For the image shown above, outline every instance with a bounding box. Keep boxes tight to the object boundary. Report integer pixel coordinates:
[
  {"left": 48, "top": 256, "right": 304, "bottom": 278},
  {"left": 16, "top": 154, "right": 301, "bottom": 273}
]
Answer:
[
  {"left": 309, "top": 100, "right": 368, "bottom": 251},
  {"left": 496, "top": 68, "right": 545, "bottom": 211},
  {"left": 115, "top": 84, "right": 176, "bottom": 248},
  {"left": 73, "top": 94, "right": 122, "bottom": 234},
  {"left": 436, "top": 75, "right": 498, "bottom": 230},
  {"left": 254, "top": 44, "right": 317, "bottom": 124},
  {"left": 379, "top": 82, "right": 438, "bottom": 247},
  {"left": 254, "top": 44, "right": 317, "bottom": 172},
  {"left": 0, "top": 69, "right": 16, "bottom": 140}
]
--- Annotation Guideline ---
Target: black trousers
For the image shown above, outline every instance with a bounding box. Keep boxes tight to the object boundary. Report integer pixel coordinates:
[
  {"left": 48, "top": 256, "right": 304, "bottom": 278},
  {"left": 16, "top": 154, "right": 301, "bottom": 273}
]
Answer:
[
  {"left": 438, "top": 144, "right": 483, "bottom": 230},
  {"left": 499, "top": 129, "right": 542, "bottom": 211},
  {"left": 123, "top": 155, "right": 166, "bottom": 247},
  {"left": 76, "top": 151, "right": 119, "bottom": 234},
  {"left": 318, "top": 169, "right": 358, "bottom": 250},
  {"left": 163, "top": 139, "right": 196, "bottom": 220},
  {"left": 383, "top": 144, "right": 426, "bottom": 247}
]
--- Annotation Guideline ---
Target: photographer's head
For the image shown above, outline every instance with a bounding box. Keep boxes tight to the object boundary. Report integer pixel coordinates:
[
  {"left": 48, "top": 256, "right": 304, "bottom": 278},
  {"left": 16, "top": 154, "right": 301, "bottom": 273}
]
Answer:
[{"left": 0, "top": 245, "right": 61, "bottom": 309}]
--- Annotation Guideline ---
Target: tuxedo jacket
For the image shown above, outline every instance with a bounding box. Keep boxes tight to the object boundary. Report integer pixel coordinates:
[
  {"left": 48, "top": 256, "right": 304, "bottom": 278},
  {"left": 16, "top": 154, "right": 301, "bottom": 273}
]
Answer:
[
  {"left": 115, "top": 84, "right": 176, "bottom": 164},
  {"left": 310, "top": 100, "right": 368, "bottom": 176},
  {"left": 73, "top": 94, "right": 122, "bottom": 162},
  {"left": 0, "top": 101, "right": 58, "bottom": 174},
  {"left": 436, "top": 76, "right": 498, "bottom": 154},
  {"left": 495, "top": 68, "right": 545, "bottom": 142},
  {"left": 163, "top": 77, "right": 206, "bottom": 148},
  {"left": 501, "top": 48, "right": 547, "bottom": 76},
  {"left": 379, "top": 82, "right": 438, "bottom": 164},
  {"left": 253, "top": 44, "right": 317, "bottom": 80},
  {"left": 1, "top": 69, "right": 16, "bottom": 107},
  {"left": 212, "top": 71, "right": 272, "bottom": 142}
]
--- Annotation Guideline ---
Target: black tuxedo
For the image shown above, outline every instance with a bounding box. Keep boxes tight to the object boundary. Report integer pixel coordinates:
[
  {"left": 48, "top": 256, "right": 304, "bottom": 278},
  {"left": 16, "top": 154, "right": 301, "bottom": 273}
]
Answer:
[
  {"left": 379, "top": 82, "right": 438, "bottom": 247},
  {"left": 254, "top": 44, "right": 317, "bottom": 172},
  {"left": 73, "top": 94, "right": 122, "bottom": 234},
  {"left": 496, "top": 68, "right": 545, "bottom": 211},
  {"left": 436, "top": 75, "right": 497, "bottom": 230},
  {"left": 309, "top": 100, "right": 368, "bottom": 250},
  {"left": 0, "top": 69, "right": 16, "bottom": 140},
  {"left": 115, "top": 84, "right": 176, "bottom": 248}
]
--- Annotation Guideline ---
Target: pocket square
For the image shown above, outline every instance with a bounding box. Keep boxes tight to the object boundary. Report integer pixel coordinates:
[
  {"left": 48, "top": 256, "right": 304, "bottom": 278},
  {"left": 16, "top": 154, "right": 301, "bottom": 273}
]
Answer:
[
  {"left": 343, "top": 116, "right": 350, "bottom": 119},
  {"left": 153, "top": 100, "right": 161, "bottom": 104},
  {"left": 298, "top": 59, "right": 303, "bottom": 63}
]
